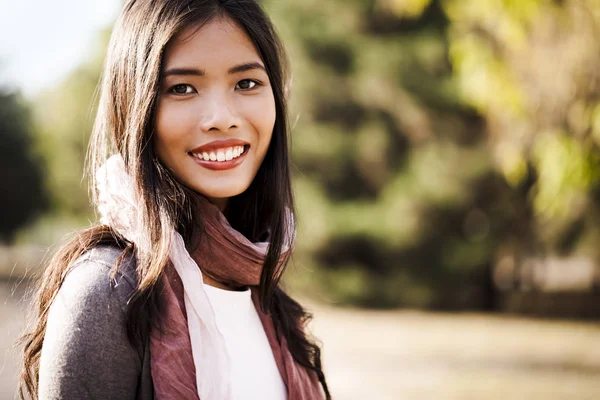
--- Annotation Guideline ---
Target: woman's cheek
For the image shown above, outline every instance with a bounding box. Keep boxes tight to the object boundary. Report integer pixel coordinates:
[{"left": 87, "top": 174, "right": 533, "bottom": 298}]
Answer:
[
  {"left": 244, "top": 93, "right": 276, "bottom": 135},
  {"left": 155, "top": 101, "right": 196, "bottom": 151},
  {"left": 154, "top": 102, "right": 189, "bottom": 166},
  {"left": 158, "top": 101, "right": 191, "bottom": 133}
]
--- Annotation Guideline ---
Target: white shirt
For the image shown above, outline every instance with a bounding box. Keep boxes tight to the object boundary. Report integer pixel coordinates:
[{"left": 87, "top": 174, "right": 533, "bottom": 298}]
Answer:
[{"left": 203, "top": 283, "right": 288, "bottom": 400}]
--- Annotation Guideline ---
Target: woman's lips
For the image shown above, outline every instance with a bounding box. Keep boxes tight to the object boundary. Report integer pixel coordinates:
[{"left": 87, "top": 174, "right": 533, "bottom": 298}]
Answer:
[
  {"left": 189, "top": 145, "right": 249, "bottom": 171},
  {"left": 190, "top": 138, "right": 249, "bottom": 154}
]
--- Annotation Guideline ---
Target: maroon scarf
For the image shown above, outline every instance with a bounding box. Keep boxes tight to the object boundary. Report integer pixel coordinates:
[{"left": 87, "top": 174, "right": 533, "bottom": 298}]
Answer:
[{"left": 149, "top": 196, "right": 324, "bottom": 399}]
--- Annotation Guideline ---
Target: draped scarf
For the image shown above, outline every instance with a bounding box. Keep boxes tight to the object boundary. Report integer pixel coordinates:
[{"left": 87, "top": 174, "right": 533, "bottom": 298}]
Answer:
[{"left": 96, "top": 154, "right": 324, "bottom": 400}]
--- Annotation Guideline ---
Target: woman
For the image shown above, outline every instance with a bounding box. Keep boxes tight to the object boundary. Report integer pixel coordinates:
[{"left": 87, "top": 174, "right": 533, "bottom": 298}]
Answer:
[{"left": 18, "top": 0, "right": 330, "bottom": 399}]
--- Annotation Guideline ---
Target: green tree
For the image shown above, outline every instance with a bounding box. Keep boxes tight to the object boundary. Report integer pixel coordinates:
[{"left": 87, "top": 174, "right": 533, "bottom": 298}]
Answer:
[
  {"left": 0, "top": 89, "right": 48, "bottom": 241},
  {"left": 443, "top": 0, "right": 600, "bottom": 254},
  {"left": 31, "top": 29, "right": 110, "bottom": 219},
  {"left": 265, "top": 0, "right": 511, "bottom": 308},
  {"left": 268, "top": 0, "right": 600, "bottom": 309}
]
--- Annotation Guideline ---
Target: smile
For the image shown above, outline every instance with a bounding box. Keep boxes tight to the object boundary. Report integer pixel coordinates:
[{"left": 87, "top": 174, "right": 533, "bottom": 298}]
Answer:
[
  {"left": 188, "top": 143, "right": 250, "bottom": 171},
  {"left": 190, "top": 145, "right": 246, "bottom": 162}
]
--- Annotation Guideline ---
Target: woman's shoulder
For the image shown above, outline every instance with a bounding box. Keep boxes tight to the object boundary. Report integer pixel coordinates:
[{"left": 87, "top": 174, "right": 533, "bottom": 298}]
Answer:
[
  {"left": 70, "top": 244, "right": 138, "bottom": 292},
  {"left": 51, "top": 243, "right": 139, "bottom": 326},
  {"left": 39, "top": 243, "right": 147, "bottom": 398}
]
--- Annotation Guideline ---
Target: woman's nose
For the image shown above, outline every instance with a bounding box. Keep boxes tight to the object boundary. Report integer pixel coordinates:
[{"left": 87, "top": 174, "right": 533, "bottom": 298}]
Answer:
[{"left": 198, "top": 92, "right": 239, "bottom": 133}]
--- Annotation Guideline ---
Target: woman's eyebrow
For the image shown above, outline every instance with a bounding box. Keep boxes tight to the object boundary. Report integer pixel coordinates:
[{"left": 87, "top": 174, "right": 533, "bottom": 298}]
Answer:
[
  {"left": 227, "top": 62, "right": 266, "bottom": 75},
  {"left": 162, "top": 62, "right": 266, "bottom": 77},
  {"left": 162, "top": 67, "right": 205, "bottom": 77}
]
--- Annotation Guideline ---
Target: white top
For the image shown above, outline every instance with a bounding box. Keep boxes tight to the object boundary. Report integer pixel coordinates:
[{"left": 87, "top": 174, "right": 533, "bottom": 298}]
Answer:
[{"left": 203, "top": 283, "right": 288, "bottom": 400}]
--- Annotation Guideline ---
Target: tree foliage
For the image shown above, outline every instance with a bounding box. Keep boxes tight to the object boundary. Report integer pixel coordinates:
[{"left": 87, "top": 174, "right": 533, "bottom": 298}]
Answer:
[
  {"left": 0, "top": 89, "right": 48, "bottom": 241},
  {"left": 443, "top": 0, "right": 600, "bottom": 253},
  {"left": 30, "top": 29, "right": 110, "bottom": 219},
  {"left": 264, "top": 0, "right": 600, "bottom": 308}
]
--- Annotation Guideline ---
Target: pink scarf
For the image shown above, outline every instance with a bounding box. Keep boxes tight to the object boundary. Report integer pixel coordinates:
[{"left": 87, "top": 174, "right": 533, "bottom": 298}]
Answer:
[{"left": 96, "top": 155, "right": 324, "bottom": 400}]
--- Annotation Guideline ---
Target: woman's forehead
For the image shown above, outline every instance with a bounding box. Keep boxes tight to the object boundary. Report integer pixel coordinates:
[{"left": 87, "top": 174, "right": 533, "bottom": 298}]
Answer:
[{"left": 162, "top": 16, "right": 262, "bottom": 72}]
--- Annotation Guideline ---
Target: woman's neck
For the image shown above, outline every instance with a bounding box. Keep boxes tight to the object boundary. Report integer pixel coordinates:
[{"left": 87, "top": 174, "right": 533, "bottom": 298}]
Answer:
[{"left": 205, "top": 195, "right": 228, "bottom": 212}]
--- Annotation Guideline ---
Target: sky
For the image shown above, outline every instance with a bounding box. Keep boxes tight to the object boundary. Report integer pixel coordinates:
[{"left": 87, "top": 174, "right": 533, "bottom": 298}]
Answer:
[{"left": 0, "top": 0, "right": 122, "bottom": 98}]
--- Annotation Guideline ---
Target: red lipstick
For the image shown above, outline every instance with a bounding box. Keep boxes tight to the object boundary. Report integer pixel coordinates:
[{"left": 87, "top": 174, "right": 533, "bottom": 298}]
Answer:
[{"left": 188, "top": 139, "right": 250, "bottom": 171}]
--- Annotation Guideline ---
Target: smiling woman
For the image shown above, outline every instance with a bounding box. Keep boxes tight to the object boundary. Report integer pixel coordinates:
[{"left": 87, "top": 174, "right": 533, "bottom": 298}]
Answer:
[{"left": 17, "top": 1, "right": 330, "bottom": 400}]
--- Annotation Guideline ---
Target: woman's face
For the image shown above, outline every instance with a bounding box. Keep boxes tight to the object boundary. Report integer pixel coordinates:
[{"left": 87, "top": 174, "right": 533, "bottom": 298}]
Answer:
[{"left": 154, "top": 16, "right": 276, "bottom": 210}]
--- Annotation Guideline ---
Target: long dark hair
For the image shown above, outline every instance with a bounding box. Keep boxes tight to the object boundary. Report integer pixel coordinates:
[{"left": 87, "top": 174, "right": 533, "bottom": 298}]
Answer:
[{"left": 18, "top": 1, "right": 330, "bottom": 398}]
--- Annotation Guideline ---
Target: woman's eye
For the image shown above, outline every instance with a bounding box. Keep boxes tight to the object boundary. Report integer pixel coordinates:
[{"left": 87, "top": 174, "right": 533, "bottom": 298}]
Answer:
[
  {"left": 169, "top": 84, "right": 195, "bottom": 95},
  {"left": 236, "top": 79, "right": 260, "bottom": 90}
]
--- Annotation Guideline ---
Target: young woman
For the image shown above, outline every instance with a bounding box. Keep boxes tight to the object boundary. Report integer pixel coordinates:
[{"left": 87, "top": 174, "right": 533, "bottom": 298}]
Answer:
[{"left": 18, "top": 0, "right": 330, "bottom": 399}]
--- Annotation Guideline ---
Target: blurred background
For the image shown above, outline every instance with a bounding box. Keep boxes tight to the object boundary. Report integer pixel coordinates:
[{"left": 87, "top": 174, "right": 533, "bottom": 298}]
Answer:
[{"left": 1, "top": 0, "right": 600, "bottom": 398}]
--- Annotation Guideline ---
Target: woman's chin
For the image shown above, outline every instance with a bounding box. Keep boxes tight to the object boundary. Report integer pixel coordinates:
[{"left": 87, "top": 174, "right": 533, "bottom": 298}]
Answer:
[{"left": 193, "top": 182, "right": 252, "bottom": 204}]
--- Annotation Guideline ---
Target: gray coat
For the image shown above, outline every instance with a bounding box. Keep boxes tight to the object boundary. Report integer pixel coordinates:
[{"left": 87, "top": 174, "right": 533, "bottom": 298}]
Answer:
[{"left": 38, "top": 245, "right": 155, "bottom": 399}]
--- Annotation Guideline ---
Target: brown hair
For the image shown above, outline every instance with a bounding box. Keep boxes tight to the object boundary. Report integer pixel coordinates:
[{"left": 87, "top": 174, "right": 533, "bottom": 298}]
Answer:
[{"left": 18, "top": 0, "right": 330, "bottom": 398}]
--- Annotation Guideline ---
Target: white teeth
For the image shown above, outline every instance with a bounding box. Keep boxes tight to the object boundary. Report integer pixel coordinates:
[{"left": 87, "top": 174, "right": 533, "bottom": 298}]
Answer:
[{"left": 192, "top": 145, "right": 247, "bottom": 162}]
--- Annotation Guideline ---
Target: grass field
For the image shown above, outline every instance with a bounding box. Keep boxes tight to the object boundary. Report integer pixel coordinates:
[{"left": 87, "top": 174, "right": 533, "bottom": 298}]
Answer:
[{"left": 1, "top": 282, "right": 600, "bottom": 399}]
